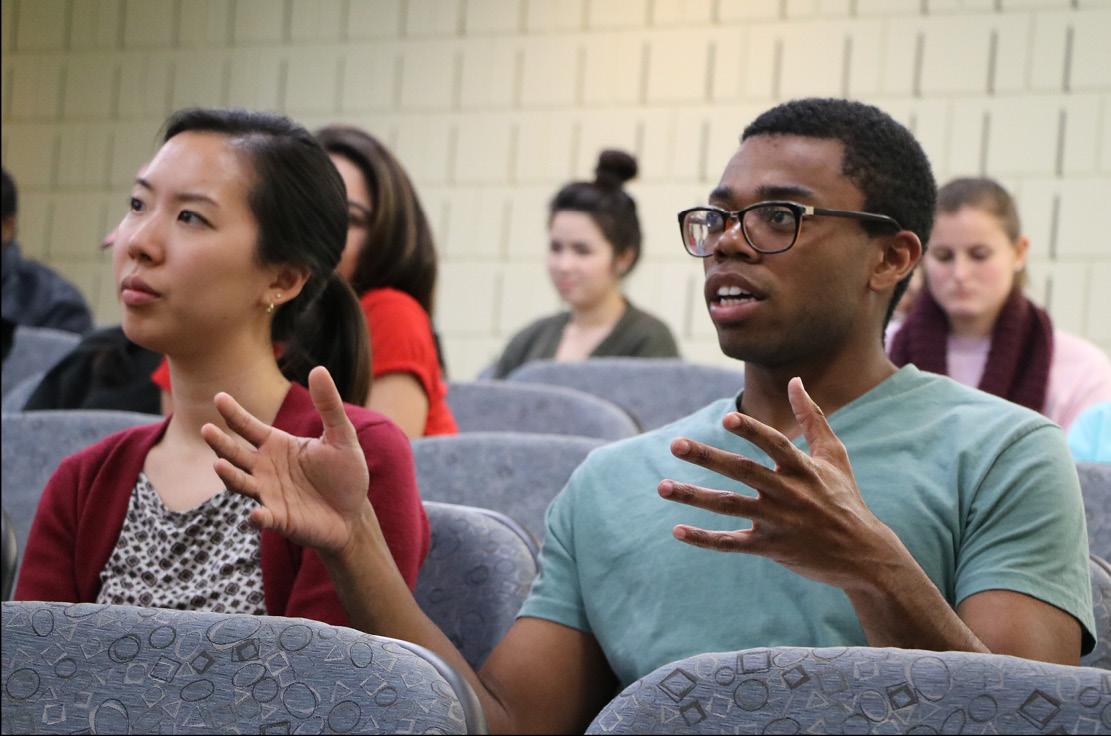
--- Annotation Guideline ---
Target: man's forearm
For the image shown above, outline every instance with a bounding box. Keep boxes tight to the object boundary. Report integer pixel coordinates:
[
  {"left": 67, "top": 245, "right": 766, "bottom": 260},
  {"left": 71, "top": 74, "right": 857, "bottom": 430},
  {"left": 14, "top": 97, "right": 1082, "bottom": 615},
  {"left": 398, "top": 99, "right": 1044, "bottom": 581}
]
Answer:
[
  {"left": 319, "top": 514, "right": 519, "bottom": 733},
  {"left": 844, "top": 525, "right": 989, "bottom": 654}
]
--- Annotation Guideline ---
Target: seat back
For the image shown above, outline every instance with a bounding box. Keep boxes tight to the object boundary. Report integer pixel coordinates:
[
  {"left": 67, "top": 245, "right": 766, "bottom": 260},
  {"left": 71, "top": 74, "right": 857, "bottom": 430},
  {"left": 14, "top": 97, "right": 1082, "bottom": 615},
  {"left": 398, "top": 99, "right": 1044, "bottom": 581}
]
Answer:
[
  {"left": 587, "top": 646, "right": 1110, "bottom": 734},
  {"left": 1, "top": 509, "right": 16, "bottom": 601},
  {"left": 1, "top": 601, "right": 483, "bottom": 734},
  {"left": 1, "top": 326, "right": 80, "bottom": 397},
  {"left": 1079, "top": 463, "right": 1111, "bottom": 560},
  {"left": 1, "top": 371, "right": 45, "bottom": 412},
  {"left": 1, "top": 411, "right": 156, "bottom": 556},
  {"left": 1083, "top": 555, "right": 1111, "bottom": 670},
  {"left": 447, "top": 380, "right": 637, "bottom": 440},
  {"left": 506, "top": 358, "right": 744, "bottom": 431},
  {"left": 412, "top": 432, "right": 604, "bottom": 541},
  {"left": 416, "top": 502, "right": 538, "bottom": 669}
]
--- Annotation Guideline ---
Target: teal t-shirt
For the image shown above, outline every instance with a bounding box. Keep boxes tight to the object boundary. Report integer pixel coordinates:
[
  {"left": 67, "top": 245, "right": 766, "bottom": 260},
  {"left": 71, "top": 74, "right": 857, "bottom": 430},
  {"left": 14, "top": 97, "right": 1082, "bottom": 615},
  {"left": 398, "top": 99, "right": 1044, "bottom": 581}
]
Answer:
[{"left": 518, "top": 365, "right": 1095, "bottom": 687}]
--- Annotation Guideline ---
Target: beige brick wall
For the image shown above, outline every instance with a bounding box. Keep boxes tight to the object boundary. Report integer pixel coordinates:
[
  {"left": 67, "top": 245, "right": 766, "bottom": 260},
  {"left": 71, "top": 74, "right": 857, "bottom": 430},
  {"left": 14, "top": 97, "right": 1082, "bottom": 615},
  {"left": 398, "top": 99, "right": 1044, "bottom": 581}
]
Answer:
[{"left": 2, "top": 0, "right": 1108, "bottom": 378}]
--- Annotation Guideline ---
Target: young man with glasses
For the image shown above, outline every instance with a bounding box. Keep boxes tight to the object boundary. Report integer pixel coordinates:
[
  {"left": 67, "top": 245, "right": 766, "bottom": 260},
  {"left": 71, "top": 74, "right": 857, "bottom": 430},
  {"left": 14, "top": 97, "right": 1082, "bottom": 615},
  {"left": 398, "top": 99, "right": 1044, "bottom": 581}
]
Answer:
[{"left": 204, "top": 98, "right": 1094, "bottom": 733}]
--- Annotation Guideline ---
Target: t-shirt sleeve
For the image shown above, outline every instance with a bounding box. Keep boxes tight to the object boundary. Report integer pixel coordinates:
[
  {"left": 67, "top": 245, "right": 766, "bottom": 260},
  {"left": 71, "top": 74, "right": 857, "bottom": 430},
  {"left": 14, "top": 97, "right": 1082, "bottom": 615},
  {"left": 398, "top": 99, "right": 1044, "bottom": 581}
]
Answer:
[
  {"left": 517, "top": 465, "right": 592, "bottom": 632},
  {"left": 365, "top": 293, "right": 439, "bottom": 400},
  {"left": 955, "top": 423, "right": 1097, "bottom": 653}
]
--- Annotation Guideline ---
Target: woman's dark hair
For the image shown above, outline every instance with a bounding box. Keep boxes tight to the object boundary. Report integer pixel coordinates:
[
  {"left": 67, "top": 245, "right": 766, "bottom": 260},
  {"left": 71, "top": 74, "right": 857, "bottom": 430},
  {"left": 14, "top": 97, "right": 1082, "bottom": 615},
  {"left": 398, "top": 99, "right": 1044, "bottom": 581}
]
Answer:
[
  {"left": 163, "top": 108, "right": 371, "bottom": 404},
  {"left": 314, "top": 125, "right": 438, "bottom": 314},
  {"left": 550, "top": 150, "right": 642, "bottom": 275}
]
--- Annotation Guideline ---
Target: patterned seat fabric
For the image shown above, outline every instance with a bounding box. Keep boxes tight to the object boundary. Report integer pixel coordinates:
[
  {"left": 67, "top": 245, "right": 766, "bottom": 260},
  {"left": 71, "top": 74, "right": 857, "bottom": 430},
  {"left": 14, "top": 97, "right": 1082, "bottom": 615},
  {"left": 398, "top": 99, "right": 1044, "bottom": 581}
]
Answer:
[
  {"left": 1, "top": 601, "right": 480, "bottom": 734},
  {"left": 412, "top": 432, "right": 604, "bottom": 541},
  {"left": 1, "top": 327, "right": 80, "bottom": 398},
  {"left": 506, "top": 358, "right": 745, "bottom": 431},
  {"left": 587, "top": 646, "right": 1111, "bottom": 734},
  {"left": 447, "top": 380, "right": 638, "bottom": 440},
  {"left": 1084, "top": 555, "right": 1111, "bottom": 670},
  {"left": 1079, "top": 463, "right": 1111, "bottom": 561},
  {"left": 416, "top": 502, "right": 539, "bottom": 670}
]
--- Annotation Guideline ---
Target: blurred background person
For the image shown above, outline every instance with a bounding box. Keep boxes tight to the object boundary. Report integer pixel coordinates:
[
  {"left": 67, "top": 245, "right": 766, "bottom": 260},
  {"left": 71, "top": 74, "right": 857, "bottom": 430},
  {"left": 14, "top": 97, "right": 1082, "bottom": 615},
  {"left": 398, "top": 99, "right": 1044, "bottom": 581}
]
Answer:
[
  {"left": 891, "top": 177, "right": 1111, "bottom": 431},
  {"left": 492, "top": 150, "right": 679, "bottom": 379},
  {"left": 1, "top": 168, "right": 93, "bottom": 335},
  {"left": 316, "top": 125, "right": 456, "bottom": 437}
]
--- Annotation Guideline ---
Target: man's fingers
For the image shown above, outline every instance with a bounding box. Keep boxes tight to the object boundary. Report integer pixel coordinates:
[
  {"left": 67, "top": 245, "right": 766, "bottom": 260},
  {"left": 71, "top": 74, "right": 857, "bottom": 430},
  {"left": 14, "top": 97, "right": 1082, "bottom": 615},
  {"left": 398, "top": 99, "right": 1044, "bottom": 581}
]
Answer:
[
  {"left": 787, "top": 377, "right": 848, "bottom": 463},
  {"left": 213, "top": 392, "right": 272, "bottom": 448},
  {"left": 308, "top": 366, "right": 358, "bottom": 446},
  {"left": 201, "top": 423, "right": 256, "bottom": 473},
  {"left": 673, "top": 525, "right": 757, "bottom": 553},
  {"left": 213, "top": 458, "right": 261, "bottom": 501},
  {"left": 659, "top": 480, "right": 761, "bottom": 519},
  {"left": 670, "top": 438, "right": 784, "bottom": 493},
  {"left": 721, "top": 412, "right": 807, "bottom": 471}
]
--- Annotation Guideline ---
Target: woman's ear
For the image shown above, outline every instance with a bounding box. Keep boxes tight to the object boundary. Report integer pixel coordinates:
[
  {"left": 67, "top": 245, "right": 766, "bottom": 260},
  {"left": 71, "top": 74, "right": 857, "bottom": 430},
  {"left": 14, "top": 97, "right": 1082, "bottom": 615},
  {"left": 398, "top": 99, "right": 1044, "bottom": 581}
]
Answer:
[
  {"left": 1013, "top": 234, "right": 1030, "bottom": 271},
  {"left": 869, "top": 230, "right": 922, "bottom": 293},
  {"left": 268, "top": 265, "right": 311, "bottom": 305},
  {"left": 613, "top": 248, "right": 636, "bottom": 278}
]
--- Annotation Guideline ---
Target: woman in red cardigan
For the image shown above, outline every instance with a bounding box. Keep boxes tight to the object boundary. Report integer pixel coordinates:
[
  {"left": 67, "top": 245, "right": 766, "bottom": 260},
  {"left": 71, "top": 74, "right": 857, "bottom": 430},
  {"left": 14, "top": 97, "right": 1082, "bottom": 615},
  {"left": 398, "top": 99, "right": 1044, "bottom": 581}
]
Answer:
[{"left": 15, "top": 108, "right": 429, "bottom": 625}]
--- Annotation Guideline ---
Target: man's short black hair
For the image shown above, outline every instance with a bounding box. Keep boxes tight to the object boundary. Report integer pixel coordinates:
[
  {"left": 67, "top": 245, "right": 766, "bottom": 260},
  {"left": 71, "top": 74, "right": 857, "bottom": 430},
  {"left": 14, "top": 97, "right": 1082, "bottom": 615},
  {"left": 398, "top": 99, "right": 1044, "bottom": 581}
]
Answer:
[
  {"left": 742, "top": 98, "right": 936, "bottom": 327},
  {"left": 1, "top": 168, "right": 16, "bottom": 222}
]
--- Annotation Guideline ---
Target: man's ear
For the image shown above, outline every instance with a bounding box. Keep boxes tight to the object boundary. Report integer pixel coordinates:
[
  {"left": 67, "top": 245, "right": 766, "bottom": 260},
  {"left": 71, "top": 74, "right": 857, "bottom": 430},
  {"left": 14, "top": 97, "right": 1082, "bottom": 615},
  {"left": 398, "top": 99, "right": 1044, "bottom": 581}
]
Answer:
[{"left": 870, "top": 230, "right": 922, "bottom": 293}]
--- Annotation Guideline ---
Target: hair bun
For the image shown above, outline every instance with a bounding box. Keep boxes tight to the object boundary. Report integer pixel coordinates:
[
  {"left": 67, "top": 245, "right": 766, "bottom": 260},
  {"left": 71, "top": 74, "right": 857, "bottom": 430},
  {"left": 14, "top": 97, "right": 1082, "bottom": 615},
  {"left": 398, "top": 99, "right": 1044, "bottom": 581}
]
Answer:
[{"left": 594, "top": 149, "right": 637, "bottom": 190}]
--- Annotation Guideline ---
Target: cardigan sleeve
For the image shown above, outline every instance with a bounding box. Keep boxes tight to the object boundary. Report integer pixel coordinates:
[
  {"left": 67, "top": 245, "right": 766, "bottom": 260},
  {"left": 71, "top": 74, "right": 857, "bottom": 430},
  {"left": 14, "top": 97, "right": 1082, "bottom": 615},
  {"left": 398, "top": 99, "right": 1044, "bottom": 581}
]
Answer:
[
  {"left": 14, "top": 457, "right": 83, "bottom": 603},
  {"left": 280, "top": 415, "right": 429, "bottom": 623}
]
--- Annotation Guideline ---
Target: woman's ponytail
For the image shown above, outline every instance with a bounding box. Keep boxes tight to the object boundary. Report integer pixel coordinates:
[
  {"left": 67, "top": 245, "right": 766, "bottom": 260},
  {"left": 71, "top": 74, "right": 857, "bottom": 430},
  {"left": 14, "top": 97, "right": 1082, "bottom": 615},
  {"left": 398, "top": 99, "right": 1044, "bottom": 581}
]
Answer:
[{"left": 277, "top": 273, "right": 371, "bottom": 406}]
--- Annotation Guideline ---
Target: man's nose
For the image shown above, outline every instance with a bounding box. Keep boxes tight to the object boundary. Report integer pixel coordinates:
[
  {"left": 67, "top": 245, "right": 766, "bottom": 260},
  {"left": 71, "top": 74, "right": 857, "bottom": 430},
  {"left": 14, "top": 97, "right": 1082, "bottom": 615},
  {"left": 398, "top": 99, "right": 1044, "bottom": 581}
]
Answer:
[{"left": 711, "top": 216, "right": 760, "bottom": 262}]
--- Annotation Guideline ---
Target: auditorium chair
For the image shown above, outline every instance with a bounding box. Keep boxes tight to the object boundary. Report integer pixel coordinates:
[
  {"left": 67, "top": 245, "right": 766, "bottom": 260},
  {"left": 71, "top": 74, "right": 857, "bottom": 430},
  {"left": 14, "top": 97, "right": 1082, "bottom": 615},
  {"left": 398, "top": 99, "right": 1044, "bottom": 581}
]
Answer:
[
  {"left": 416, "top": 502, "right": 538, "bottom": 669},
  {"left": 1, "top": 509, "right": 16, "bottom": 601},
  {"left": 586, "top": 645, "right": 1111, "bottom": 734},
  {"left": 1084, "top": 554, "right": 1111, "bottom": 670},
  {"left": 1079, "top": 462, "right": 1111, "bottom": 561},
  {"left": 1, "top": 326, "right": 80, "bottom": 398},
  {"left": 1, "top": 601, "right": 484, "bottom": 734},
  {"left": 506, "top": 358, "right": 745, "bottom": 431},
  {"left": 0, "top": 370, "right": 44, "bottom": 412},
  {"left": 411, "top": 432, "right": 605, "bottom": 542},
  {"left": 446, "top": 380, "right": 637, "bottom": 440}
]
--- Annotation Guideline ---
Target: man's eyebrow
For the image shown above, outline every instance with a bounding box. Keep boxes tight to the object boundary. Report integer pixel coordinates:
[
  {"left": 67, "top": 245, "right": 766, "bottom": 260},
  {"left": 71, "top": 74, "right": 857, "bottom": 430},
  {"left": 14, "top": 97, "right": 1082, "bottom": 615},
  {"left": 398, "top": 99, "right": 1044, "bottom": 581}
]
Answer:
[
  {"left": 755, "top": 184, "right": 815, "bottom": 201},
  {"left": 134, "top": 178, "right": 219, "bottom": 207},
  {"left": 708, "top": 186, "right": 734, "bottom": 204}
]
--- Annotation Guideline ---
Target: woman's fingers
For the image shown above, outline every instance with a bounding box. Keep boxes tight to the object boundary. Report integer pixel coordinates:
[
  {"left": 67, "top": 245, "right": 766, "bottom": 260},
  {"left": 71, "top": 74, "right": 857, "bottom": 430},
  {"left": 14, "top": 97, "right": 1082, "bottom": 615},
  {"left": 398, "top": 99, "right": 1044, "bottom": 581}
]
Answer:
[
  {"left": 213, "top": 391, "right": 273, "bottom": 448},
  {"left": 308, "top": 366, "right": 358, "bottom": 446},
  {"left": 201, "top": 423, "right": 256, "bottom": 473},
  {"left": 248, "top": 506, "right": 277, "bottom": 531}
]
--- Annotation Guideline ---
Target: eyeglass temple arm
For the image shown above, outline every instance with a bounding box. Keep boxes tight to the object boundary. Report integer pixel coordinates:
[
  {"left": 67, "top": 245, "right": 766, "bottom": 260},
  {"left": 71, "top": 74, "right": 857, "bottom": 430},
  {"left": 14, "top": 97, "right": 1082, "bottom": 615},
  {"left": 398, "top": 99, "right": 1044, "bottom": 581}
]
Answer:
[{"left": 807, "top": 206, "right": 902, "bottom": 229}]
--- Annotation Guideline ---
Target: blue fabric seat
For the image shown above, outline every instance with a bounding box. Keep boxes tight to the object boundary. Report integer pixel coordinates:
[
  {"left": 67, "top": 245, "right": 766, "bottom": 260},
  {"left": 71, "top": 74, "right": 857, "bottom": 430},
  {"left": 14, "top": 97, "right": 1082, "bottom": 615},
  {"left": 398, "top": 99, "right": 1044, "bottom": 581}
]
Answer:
[
  {"left": 1, "top": 601, "right": 484, "bottom": 734},
  {"left": 1079, "top": 463, "right": 1111, "bottom": 561},
  {"left": 416, "top": 502, "right": 538, "bottom": 669},
  {"left": 1, "top": 370, "right": 45, "bottom": 412},
  {"left": 412, "top": 432, "right": 604, "bottom": 541},
  {"left": 446, "top": 380, "right": 637, "bottom": 440},
  {"left": 506, "top": 358, "right": 745, "bottom": 431},
  {"left": 1, "top": 327, "right": 80, "bottom": 397},
  {"left": 586, "top": 645, "right": 1110, "bottom": 734},
  {"left": 1, "top": 509, "right": 16, "bottom": 601},
  {"left": 1084, "top": 555, "right": 1111, "bottom": 670}
]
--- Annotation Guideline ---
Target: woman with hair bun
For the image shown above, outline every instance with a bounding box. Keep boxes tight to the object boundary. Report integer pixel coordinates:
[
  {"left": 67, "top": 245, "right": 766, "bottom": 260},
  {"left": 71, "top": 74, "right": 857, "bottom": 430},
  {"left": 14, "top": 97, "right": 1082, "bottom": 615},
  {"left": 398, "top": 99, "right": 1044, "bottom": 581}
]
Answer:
[
  {"left": 492, "top": 150, "right": 679, "bottom": 378},
  {"left": 16, "top": 108, "right": 428, "bottom": 622}
]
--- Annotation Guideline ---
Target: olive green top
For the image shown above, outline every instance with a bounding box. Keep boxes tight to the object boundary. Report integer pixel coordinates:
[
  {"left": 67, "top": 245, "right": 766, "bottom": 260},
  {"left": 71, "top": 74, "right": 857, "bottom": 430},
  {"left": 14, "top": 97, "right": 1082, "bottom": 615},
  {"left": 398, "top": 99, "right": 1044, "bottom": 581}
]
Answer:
[{"left": 493, "top": 299, "right": 680, "bottom": 379}]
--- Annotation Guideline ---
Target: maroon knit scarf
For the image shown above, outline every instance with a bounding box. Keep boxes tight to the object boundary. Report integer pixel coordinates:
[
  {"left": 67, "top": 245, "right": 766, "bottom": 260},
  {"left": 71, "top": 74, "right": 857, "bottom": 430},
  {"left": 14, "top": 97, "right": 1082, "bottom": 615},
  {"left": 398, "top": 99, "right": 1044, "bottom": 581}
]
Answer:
[{"left": 890, "top": 286, "right": 1054, "bottom": 413}]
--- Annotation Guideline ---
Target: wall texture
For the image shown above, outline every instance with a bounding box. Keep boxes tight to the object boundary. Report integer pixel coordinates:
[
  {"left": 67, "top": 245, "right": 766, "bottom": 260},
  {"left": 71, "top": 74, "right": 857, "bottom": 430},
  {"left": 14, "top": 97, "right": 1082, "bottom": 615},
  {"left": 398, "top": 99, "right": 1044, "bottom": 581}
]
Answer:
[{"left": 2, "top": 0, "right": 1108, "bottom": 377}]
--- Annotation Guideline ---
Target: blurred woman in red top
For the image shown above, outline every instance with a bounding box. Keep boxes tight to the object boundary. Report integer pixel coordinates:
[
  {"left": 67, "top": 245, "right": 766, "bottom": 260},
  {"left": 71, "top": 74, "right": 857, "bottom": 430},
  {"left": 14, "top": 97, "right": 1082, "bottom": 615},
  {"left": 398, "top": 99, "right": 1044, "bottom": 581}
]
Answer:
[{"left": 315, "top": 126, "right": 457, "bottom": 438}]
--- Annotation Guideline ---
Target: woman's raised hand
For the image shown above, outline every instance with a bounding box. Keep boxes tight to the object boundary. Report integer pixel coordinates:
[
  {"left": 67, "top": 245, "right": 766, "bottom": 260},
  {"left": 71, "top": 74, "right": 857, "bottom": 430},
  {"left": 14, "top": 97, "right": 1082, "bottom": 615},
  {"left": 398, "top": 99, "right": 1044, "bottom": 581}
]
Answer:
[{"left": 201, "top": 366, "right": 375, "bottom": 556}]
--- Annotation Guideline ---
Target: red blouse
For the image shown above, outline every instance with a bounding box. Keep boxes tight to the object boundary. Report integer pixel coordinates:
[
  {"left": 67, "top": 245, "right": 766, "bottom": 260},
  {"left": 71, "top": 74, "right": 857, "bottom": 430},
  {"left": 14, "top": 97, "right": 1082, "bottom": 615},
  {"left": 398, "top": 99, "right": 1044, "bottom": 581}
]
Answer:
[{"left": 15, "top": 383, "right": 429, "bottom": 626}]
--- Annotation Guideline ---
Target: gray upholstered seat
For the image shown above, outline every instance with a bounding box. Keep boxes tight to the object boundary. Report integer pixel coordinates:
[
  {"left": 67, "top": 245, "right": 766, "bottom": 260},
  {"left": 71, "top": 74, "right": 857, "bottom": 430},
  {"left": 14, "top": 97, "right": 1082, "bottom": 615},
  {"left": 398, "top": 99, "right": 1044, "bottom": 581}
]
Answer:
[
  {"left": 1, "top": 601, "right": 484, "bottom": 734},
  {"left": 1, "top": 509, "right": 16, "bottom": 601},
  {"left": 1079, "top": 463, "right": 1111, "bottom": 561},
  {"left": 1, "top": 371, "right": 45, "bottom": 412},
  {"left": 447, "top": 380, "right": 637, "bottom": 440},
  {"left": 411, "top": 432, "right": 604, "bottom": 541},
  {"left": 1, "top": 326, "right": 80, "bottom": 397},
  {"left": 506, "top": 358, "right": 745, "bottom": 431},
  {"left": 1083, "top": 555, "right": 1111, "bottom": 670},
  {"left": 416, "top": 502, "right": 538, "bottom": 669},
  {"left": 1, "top": 411, "right": 156, "bottom": 558},
  {"left": 586, "top": 646, "right": 1110, "bottom": 734}
]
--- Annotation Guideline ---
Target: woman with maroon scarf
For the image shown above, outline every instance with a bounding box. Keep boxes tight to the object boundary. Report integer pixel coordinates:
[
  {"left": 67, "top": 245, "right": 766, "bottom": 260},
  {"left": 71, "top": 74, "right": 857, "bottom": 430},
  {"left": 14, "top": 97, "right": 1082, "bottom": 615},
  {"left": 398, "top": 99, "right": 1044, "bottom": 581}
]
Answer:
[{"left": 890, "top": 177, "right": 1111, "bottom": 431}]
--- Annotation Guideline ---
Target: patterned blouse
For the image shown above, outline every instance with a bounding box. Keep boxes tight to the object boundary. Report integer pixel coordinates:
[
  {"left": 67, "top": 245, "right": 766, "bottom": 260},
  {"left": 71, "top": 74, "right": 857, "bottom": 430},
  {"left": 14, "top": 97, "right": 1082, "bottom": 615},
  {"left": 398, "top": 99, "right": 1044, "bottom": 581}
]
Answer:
[{"left": 96, "top": 473, "right": 266, "bottom": 614}]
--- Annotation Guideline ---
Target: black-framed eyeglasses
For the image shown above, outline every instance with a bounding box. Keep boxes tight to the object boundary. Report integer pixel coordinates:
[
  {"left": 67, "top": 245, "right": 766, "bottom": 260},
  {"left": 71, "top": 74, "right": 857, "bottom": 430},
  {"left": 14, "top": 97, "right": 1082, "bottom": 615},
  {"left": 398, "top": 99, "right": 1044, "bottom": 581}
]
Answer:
[{"left": 677, "top": 201, "right": 903, "bottom": 257}]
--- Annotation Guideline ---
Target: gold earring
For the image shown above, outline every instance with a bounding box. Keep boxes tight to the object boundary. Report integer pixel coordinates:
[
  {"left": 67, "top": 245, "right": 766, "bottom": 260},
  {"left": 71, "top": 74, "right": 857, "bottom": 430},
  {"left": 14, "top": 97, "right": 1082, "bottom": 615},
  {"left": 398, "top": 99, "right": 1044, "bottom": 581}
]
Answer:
[{"left": 266, "top": 302, "right": 275, "bottom": 314}]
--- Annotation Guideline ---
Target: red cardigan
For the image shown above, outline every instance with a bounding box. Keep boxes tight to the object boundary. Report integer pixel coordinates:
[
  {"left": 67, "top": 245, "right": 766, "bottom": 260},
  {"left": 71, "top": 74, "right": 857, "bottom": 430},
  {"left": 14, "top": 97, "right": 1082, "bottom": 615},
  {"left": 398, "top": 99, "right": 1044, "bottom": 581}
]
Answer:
[{"left": 15, "top": 383, "right": 429, "bottom": 627}]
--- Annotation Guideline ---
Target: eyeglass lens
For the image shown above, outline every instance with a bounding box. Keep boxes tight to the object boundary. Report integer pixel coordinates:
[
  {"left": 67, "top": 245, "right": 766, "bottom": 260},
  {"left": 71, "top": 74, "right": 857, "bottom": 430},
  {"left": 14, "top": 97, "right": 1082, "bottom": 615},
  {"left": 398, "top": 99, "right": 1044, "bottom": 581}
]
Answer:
[{"left": 684, "top": 204, "right": 799, "bottom": 255}]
